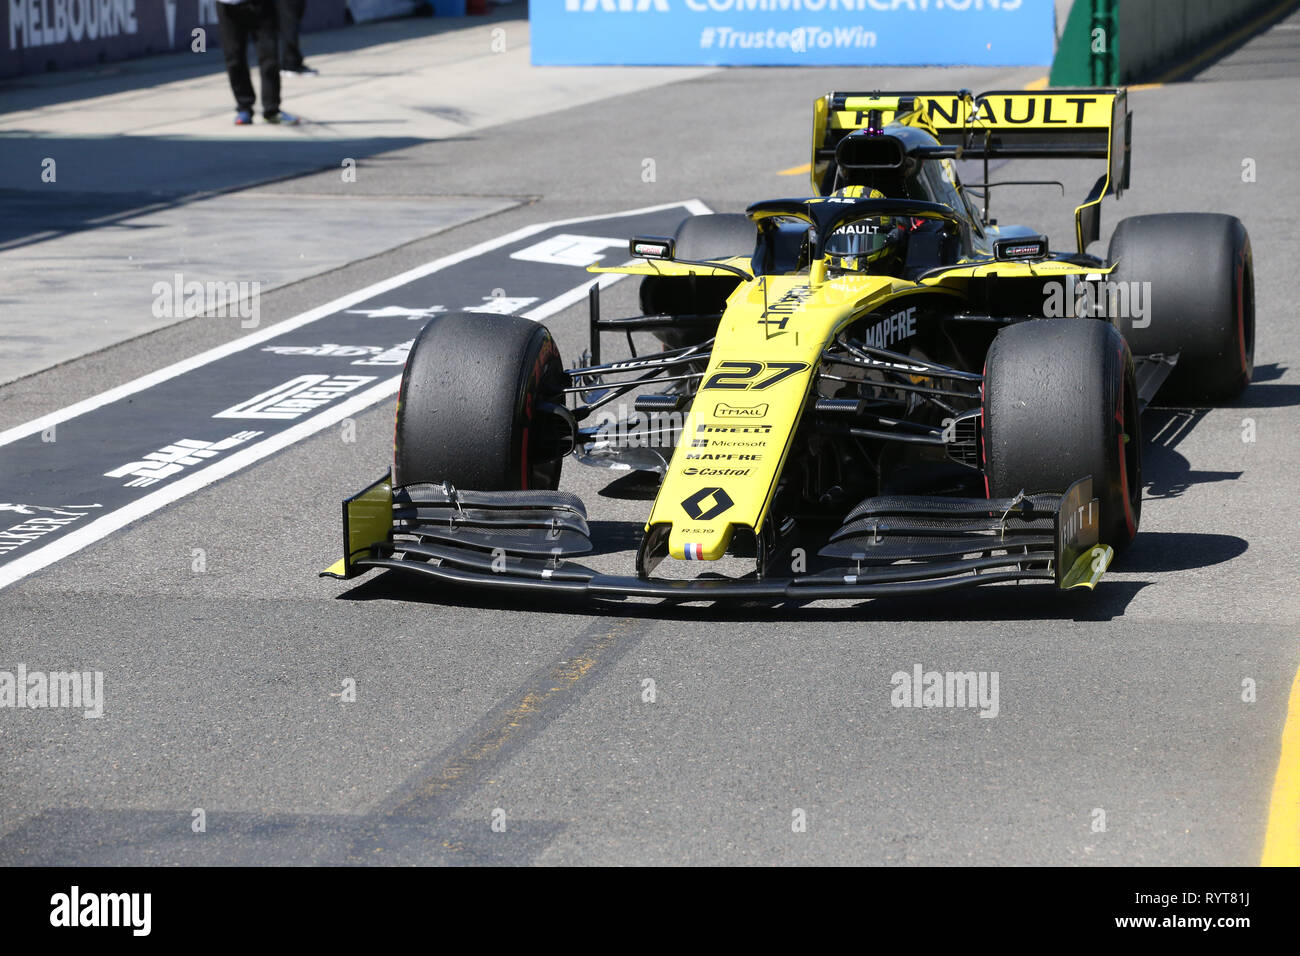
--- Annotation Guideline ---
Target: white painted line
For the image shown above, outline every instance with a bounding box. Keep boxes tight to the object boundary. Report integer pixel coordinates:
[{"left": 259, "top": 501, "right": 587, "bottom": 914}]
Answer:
[
  {"left": 0, "top": 377, "right": 401, "bottom": 592},
  {"left": 0, "top": 271, "right": 615, "bottom": 593},
  {"left": 0, "top": 199, "right": 712, "bottom": 449},
  {"left": 0, "top": 199, "right": 715, "bottom": 590},
  {"left": 523, "top": 272, "right": 626, "bottom": 322},
  {"left": 520, "top": 195, "right": 711, "bottom": 322}
]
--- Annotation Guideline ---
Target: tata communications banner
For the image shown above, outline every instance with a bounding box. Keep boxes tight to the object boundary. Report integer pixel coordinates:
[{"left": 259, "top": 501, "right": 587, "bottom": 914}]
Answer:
[
  {"left": 532, "top": 0, "right": 1055, "bottom": 67},
  {"left": 2, "top": 0, "right": 350, "bottom": 79}
]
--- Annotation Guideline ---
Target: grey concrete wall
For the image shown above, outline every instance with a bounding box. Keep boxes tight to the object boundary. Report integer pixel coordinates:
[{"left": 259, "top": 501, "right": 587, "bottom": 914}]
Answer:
[{"left": 1121, "top": 0, "right": 1279, "bottom": 80}]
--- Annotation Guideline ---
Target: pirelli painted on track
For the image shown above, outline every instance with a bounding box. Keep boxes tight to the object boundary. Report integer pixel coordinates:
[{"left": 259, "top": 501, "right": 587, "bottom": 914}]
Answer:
[{"left": 0, "top": 203, "right": 703, "bottom": 592}]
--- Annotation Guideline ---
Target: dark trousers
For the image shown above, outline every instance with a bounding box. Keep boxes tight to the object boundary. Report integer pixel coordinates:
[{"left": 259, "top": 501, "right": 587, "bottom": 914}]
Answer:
[
  {"left": 277, "top": 0, "right": 307, "bottom": 71},
  {"left": 216, "top": 0, "right": 280, "bottom": 117}
]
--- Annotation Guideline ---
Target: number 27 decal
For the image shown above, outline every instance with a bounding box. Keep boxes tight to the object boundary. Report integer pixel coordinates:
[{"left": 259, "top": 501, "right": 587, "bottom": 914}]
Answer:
[{"left": 702, "top": 361, "right": 810, "bottom": 391}]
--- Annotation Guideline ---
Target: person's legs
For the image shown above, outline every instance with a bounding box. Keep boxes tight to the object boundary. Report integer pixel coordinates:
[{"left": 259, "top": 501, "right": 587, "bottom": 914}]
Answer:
[
  {"left": 277, "top": 0, "right": 307, "bottom": 72},
  {"left": 216, "top": 2, "right": 255, "bottom": 114},
  {"left": 250, "top": 0, "right": 282, "bottom": 118}
]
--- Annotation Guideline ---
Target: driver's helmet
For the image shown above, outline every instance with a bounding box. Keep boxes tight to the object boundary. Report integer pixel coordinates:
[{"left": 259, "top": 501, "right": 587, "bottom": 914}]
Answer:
[{"left": 823, "top": 185, "right": 902, "bottom": 275}]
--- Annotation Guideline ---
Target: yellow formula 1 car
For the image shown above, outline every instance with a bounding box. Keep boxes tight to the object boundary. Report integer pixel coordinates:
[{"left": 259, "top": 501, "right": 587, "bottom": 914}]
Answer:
[{"left": 326, "top": 88, "right": 1254, "bottom": 601}]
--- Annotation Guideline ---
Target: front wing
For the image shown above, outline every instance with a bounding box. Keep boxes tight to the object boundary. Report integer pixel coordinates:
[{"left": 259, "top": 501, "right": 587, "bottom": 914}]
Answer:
[{"left": 322, "top": 474, "right": 1112, "bottom": 602}]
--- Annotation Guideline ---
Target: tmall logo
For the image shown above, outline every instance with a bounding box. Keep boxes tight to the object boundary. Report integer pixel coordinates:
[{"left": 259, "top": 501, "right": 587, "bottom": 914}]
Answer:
[
  {"left": 680, "top": 487, "right": 734, "bottom": 521},
  {"left": 565, "top": 0, "right": 670, "bottom": 11},
  {"left": 714, "top": 403, "right": 768, "bottom": 419}
]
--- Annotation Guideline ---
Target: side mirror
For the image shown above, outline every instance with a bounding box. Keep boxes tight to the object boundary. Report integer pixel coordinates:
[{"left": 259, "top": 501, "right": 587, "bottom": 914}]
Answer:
[
  {"left": 993, "top": 235, "right": 1049, "bottom": 261},
  {"left": 629, "top": 236, "right": 675, "bottom": 260}
]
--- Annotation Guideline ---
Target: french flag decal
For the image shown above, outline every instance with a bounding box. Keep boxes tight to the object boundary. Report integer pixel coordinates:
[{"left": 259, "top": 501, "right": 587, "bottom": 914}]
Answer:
[{"left": 684, "top": 542, "right": 704, "bottom": 560}]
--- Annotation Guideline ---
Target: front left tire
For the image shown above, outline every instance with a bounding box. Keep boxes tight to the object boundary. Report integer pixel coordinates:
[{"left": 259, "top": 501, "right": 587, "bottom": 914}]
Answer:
[{"left": 393, "top": 312, "right": 567, "bottom": 491}]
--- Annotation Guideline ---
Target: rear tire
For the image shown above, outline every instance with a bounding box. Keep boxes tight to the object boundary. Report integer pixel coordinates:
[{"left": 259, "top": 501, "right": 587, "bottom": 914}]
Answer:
[
  {"left": 640, "top": 214, "right": 753, "bottom": 349},
  {"left": 983, "top": 319, "right": 1142, "bottom": 551},
  {"left": 672, "top": 212, "right": 756, "bottom": 261},
  {"left": 393, "top": 313, "right": 566, "bottom": 491},
  {"left": 1107, "top": 213, "right": 1254, "bottom": 403}
]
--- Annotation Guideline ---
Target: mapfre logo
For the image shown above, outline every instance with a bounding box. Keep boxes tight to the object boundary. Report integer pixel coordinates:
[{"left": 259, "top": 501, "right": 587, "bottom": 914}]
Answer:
[{"left": 565, "top": 0, "right": 670, "bottom": 11}]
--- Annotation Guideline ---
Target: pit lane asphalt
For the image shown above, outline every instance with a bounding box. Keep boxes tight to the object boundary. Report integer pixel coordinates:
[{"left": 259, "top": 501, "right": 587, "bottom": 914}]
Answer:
[{"left": 2, "top": 19, "right": 1299, "bottom": 865}]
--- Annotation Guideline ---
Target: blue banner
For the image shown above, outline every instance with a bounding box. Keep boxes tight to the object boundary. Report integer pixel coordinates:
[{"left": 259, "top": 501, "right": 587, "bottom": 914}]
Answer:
[{"left": 531, "top": 0, "right": 1054, "bottom": 67}]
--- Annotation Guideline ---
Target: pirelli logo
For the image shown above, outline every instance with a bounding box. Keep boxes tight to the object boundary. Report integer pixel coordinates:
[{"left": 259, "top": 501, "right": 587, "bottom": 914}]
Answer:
[
  {"left": 214, "top": 374, "right": 377, "bottom": 420},
  {"left": 698, "top": 423, "right": 772, "bottom": 435}
]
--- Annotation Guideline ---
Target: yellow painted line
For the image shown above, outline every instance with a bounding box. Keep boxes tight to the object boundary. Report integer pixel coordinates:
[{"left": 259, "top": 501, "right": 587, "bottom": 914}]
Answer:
[
  {"left": 1023, "top": 75, "right": 1049, "bottom": 90},
  {"left": 1153, "top": 0, "right": 1299, "bottom": 83},
  {"left": 1126, "top": 82, "right": 1164, "bottom": 91},
  {"left": 389, "top": 617, "right": 637, "bottom": 811},
  {"left": 1262, "top": 661, "right": 1300, "bottom": 866}
]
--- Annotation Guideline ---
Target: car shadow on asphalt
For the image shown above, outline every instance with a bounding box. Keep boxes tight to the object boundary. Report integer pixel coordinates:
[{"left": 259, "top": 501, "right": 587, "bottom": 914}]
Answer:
[
  {"left": 595, "top": 471, "right": 661, "bottom": 501},
  {"left": 1226, "top": 385, "right": 1300, "bottom": 409},
  {"left": 1140, "top": 407, "right": 1242, "bottom": 499},
  {"left": 1140, "top": 366, "right": 1294, "bottom": 499}
]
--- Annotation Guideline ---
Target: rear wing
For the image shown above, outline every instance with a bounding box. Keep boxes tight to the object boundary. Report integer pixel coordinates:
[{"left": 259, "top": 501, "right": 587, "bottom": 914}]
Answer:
[{"left": 811, "top": 89, "right": 1132, "bottom": 253}]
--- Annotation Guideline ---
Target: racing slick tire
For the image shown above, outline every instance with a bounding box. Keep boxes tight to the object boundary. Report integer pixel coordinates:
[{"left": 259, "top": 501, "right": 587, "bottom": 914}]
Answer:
[
  {"left": 1107, "top": 213, "right": 1254, "bottom": 403},
  {"left": 672, "top": 212, "right": 756, "bottom": 261},
  {"left": 983, "top": 318, "right": 1142, "bottom": 552},
  {"left": 640, "top": 214, "right": 755, "bottom": 349},
  {"left": 393, "top": 312, "right": 567, "bottom": 491}
]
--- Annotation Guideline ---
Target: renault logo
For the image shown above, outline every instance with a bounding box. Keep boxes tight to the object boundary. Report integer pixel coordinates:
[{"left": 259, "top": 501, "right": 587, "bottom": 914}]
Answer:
[{"left": 680, "top": 487, "right": 734, "bottom": 521}]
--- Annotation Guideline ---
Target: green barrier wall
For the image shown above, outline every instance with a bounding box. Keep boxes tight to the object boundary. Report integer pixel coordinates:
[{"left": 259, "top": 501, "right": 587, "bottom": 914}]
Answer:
[{"left": 1050, "top": 0, "right": 1284, "bottom": 85}]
